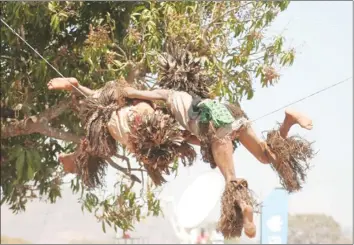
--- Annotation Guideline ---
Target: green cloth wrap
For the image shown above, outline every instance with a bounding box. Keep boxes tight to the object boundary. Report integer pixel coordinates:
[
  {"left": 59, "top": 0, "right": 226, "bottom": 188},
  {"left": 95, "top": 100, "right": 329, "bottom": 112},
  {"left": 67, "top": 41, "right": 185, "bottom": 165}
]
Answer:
[{"left": 198, "top": 100, "right": 234, "bottom": 128}]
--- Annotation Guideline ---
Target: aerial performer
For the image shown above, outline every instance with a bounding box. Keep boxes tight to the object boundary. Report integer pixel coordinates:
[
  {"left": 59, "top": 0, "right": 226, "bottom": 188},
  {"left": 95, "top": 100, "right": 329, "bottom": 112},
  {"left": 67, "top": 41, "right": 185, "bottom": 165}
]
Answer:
[
  {"left": 122, "top": 43, "right": 315, "bottom": 239},
  {"left": 46, "top": 77, "right": 197, "bottom": 188}
]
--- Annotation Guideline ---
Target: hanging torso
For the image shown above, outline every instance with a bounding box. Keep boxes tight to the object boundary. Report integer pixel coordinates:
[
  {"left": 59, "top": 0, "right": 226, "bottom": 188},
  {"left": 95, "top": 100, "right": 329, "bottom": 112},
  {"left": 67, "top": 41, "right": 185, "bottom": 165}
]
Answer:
[
  {"left": 166, "top": 90, "right": 249, "bottom": 140},
  {"left": 107, "top": 102, "right": 154, "bottom": 147}
]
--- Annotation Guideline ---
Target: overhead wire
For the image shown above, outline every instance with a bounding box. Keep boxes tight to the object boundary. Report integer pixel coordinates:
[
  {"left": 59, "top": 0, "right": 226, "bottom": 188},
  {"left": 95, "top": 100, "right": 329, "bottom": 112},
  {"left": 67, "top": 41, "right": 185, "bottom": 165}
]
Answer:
[
  {"left": 250, "top": 76, "right": 352, "bottom": 123},
  {"left": 0, "top": 18, "right": 87, "bottom": 98}
]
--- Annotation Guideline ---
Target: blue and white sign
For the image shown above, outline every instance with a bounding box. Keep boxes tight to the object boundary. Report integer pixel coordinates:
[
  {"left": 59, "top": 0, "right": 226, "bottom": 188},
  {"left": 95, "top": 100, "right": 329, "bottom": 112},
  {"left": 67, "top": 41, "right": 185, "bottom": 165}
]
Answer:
[{"left": 260, "top": 188, "right": 289, "bottom": 244}]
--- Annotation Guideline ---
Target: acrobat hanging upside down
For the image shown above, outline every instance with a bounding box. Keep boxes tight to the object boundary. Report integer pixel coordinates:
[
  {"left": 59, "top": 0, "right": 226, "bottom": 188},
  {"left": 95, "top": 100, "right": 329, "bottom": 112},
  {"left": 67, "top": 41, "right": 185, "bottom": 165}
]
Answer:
[
  {"left": 47, "top": 44, "right": 315, "bottom": 240},
  {"left": 121, "top": 44, "right": 314, "bottom": 238}
]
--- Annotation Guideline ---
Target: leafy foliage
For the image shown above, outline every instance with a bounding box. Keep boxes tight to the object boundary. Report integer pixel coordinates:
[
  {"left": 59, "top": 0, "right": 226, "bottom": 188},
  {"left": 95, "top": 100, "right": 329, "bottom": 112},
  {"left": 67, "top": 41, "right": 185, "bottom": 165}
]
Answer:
[
  {"left": 1, "top": 235, "right": 32, "bottom": 244},
  {"left": 288, "top": 214, "right": 352, "bottom": 244},
  {"left": 1, "top": 1, "right": 294, "bottom": 233}
]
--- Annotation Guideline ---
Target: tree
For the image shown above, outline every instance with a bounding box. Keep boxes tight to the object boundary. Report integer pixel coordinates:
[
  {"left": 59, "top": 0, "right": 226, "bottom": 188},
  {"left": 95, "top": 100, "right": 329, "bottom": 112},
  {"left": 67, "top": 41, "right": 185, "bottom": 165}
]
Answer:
[
  {"left": 1, "top": 235, "right": 31, "bottom": 244},
  {"left": 288, "top": 214, "right": 352, "bottom": 244},
  {"left": 1, "top": 1, "right": 295, "bottom": 233}
]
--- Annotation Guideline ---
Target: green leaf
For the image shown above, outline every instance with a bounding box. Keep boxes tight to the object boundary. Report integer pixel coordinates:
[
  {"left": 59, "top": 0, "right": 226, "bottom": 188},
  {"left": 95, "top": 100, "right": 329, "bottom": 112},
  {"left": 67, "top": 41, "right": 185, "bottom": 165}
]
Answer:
[
  {"left": 265, "top": 10, "right": 275, "bottom": 25},
  {"left": 9, "top": 147, "right": 22, "bottom": 161},
  {"left": 136, "top": 208, "right": 141, "bottom": 222},
  {"left": 30, "top": 150, "right": 42, "bottom": 170},
  {"left": 133, "top": 5, "right": 146, "bottom": 13},
  {"left": 274, "top": 36, "right": 284, "bottom": 53},
  {"left": 27, "top": 163, "right": 34, "bottom": 180},
  {"left": 48, "top": 2, "right": 56, "bottom": 13},
  {"left": 256, "top": 65, "right": 263, "bottom": 78},
  {"left": 102, "top": 220, "right": 106, "bottom": 233},
  {"left": 15, "top": 150, "right": 25, "bottom": 180},
  {"left": 247, "top": 89, "right": 254, "bottom": 100},
  {"left": 234, "top": 24, "right": 244, "bottom": 37},
  {"left": 255, "top": 18, "right": 264, "bottom": 29},
  {"left": 172, "top": 159, "right": 178, "bottom": 171},
  {"left": 25, "top": 150, "right": 34, "bottom": 180},
  {"left": 278, "top": 0, "right": 290, "bottom": 11},
  {"left": 58, "top": 12, "right": 68, "bottom": 18}
]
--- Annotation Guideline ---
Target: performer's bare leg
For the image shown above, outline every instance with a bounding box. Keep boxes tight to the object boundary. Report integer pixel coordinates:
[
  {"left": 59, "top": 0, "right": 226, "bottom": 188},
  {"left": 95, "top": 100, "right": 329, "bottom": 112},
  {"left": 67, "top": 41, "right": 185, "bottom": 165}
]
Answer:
[
  {"left": 58, "top": 152, "right": 77, "bottom": 174},
  {"left": 238, "top": 108, "right": 313, "bottom": 164},
  {"left": 239, "top": 200, "right": 256, "bottom": 238},
  {"left": 211, "top": 139, "right": 256, "bottom": 238},
  {"left": 47, "top": 77, "right": 95, "bottom": 96},
  {"left": 47, "top": 77, "right": 98, "bottom": 174},
  {"left": 47, "top": 77, "right": 79, "bottom": 91},
  {"left": 279, "top": 108, "right": 313, "bottom": 138},
  {"left": 211, "top": 140, "right": 236, "bottom": 182}
]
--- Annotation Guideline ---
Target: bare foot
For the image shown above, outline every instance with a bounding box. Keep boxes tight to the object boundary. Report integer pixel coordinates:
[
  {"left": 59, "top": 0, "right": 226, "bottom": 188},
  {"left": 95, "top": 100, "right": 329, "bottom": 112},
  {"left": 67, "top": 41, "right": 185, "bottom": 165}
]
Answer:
[
  {"left": 285, "top": 108, "right": 313, "bottom": 130},
  {"left": 59, "top": 153, "right": 77, "bottom": 174},
  {"left": 47, "top": 77, "right": 78, "bottom": 91},
  {"left": 242, "top": 205, "right": 256, "bottom": 238}
]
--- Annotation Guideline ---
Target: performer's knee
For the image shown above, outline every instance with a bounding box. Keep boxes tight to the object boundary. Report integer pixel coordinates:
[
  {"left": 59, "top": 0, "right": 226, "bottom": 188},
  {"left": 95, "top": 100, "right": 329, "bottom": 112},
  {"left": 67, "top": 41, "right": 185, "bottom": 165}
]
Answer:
[{"left": 258, "top": 142, "right": 271, "bottom": 164}]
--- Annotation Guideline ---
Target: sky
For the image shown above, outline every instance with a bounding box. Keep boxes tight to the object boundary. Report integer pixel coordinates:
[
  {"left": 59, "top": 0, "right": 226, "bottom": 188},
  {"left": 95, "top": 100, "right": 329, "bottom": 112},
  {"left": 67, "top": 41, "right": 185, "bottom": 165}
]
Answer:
[{"left": 1, "top": 1, "right": 353, "bottom": 243}]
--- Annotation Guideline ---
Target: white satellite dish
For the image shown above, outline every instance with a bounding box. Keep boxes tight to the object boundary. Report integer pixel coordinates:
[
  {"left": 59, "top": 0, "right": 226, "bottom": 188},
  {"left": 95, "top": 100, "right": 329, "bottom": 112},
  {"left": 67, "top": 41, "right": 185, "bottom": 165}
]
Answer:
[{"left": 176, "top": 171, "right": 224, "bottom": 229}]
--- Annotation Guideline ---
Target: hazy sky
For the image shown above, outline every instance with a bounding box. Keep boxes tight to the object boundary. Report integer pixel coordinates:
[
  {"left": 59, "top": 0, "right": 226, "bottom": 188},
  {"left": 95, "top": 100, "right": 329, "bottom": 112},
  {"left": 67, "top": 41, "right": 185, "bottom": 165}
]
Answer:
[{"left": 1, "top": 1, "right": 353, "bottom": 243}]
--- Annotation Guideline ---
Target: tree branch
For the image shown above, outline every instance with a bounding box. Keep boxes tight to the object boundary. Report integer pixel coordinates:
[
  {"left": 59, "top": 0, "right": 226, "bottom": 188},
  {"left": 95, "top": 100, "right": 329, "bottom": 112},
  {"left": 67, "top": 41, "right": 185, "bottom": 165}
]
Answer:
[
  {"left": 107, "top": 158, "right": 142, "bottom": 183},
  {"left": 204, "top": 2, "right": 252, "bottom": 32},
  {"left": 1, "top": 98, "right": 81, "bottom": 143},
  {"left": 39, "top": 99, "right": 72, "bottom": 121},
  {"left": 40, "top": 124, "right": 81, "bottom": 143},
  {"left": 115, "top": 154, "right": 131, "bottom": 170},
  {"left": 126, "top": 55, "right": 148, "bottom": 84}
]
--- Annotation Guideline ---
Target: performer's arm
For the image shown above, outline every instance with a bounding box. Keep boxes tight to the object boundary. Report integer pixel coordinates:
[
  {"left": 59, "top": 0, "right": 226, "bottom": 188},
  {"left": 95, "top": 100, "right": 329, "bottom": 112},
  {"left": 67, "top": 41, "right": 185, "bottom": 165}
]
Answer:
[
  {"left": 124, "top": 88, "right": 170, "bottom": 101},
  {"left": 182, "top": 130, "right": 201, "bottom": 146}
]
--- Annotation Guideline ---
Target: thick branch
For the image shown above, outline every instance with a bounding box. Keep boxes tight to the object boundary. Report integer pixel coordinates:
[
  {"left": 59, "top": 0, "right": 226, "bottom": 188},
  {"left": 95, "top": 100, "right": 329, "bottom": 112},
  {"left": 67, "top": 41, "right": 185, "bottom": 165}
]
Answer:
[
  {"left": 40, "top": 125, "right": 81, "bottom": 143},
  {"left": 41, "top": 99, "right": 71, "bottom": 120},
  {"left": 1, "top": 98, "right": 80, "bottom": 143}
]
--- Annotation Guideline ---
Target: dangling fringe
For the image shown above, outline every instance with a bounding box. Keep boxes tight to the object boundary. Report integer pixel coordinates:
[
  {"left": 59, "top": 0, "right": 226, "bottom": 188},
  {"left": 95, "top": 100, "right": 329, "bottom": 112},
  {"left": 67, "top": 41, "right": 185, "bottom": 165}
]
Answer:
[
  {"left": 75, "top": 138, "right": 108, "bottom": 189},
  {"left": 128, "top": 110, "right": 197, "bottom": 186},
  {"left": 144, "top": 165, "right": 167, "bottom": 187},
  {"left": 75, "top": 79, "right": 133, "bottom": 188},
  {"left": 157, "top": 42, "right": 212, "bottom": 99},
  {"left": 265, "top": 129, "right": 315, "bottom": 192},
  {"left": 217, "top": 179, "right": 258, "bottom": 238}
]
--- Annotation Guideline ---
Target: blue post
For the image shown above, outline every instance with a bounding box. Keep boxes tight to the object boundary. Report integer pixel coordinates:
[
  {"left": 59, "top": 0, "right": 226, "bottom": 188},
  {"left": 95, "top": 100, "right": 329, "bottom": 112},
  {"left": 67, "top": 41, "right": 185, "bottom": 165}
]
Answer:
[{"left": 260, "top": 188, "right": 289, "bottom": 244}]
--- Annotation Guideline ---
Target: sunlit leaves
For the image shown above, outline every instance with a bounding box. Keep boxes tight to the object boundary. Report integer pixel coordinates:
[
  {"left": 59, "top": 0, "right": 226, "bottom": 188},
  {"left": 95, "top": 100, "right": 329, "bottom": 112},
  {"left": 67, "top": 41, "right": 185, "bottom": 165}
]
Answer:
[
  {"left": 280, "top": 48, "right": 296, "bottom": 66},
  {"left": 74, "top": 180, "right": 162, "bottom": 233},
  {"left": 1, "top": 0, "right": 294, "bottom": 234},
  {"left": 15, "top": 149, "right": 25, "bottom": 181}
]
